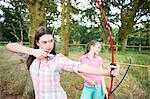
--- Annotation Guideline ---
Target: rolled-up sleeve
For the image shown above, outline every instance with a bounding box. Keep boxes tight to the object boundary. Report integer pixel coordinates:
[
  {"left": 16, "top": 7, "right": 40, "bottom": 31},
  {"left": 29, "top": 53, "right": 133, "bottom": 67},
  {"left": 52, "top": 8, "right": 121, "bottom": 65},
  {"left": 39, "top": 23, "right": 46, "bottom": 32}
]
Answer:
[
  {"left": 56, "top": 53, "right": 81, "bottom": 73},
  {"left": 17, "top": 52, "right": 28, "bottom": 59}
]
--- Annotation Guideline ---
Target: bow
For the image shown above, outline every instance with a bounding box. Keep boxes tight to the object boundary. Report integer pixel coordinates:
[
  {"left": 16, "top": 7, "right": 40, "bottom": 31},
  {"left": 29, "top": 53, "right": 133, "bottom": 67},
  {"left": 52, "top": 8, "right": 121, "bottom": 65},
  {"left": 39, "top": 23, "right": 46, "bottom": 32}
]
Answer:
[
  {"left": 95, "top": 0, "right": 115, "bottom": 98},
  {"left": 95, "top": 0, "right": 131, "bottom": 99}
]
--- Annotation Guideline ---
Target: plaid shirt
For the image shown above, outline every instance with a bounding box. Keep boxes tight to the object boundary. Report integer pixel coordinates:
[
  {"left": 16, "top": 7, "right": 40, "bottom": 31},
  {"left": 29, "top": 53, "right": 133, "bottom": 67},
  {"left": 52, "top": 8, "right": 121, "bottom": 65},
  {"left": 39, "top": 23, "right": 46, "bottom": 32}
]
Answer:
[{"left": 30, "top": 53, "right": 80, "bottom": 99}]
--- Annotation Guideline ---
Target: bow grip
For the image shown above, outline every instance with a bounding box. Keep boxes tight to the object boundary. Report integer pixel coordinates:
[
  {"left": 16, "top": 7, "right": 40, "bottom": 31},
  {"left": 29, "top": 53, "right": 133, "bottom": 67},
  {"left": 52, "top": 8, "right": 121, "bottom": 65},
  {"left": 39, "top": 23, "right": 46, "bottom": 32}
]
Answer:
[{"left": 110, "top": 63, "right": 116, "bottom": 77}]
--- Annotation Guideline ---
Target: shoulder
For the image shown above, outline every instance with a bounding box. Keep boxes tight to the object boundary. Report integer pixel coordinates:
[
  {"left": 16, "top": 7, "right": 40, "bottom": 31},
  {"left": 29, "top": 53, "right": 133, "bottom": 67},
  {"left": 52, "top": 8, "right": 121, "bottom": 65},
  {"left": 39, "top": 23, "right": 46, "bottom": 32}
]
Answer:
[
  {"left": 55, "top": 53, "right": 67, "bottom": 59},
  {"left": 55, "top": 53, "right": 69, "bottom": 60},
  {"left": 80, "top": 55, "right": 86, "bottom": 60},
  {"left": 56, "top": 53, "right": 64, "bottom": 57}
]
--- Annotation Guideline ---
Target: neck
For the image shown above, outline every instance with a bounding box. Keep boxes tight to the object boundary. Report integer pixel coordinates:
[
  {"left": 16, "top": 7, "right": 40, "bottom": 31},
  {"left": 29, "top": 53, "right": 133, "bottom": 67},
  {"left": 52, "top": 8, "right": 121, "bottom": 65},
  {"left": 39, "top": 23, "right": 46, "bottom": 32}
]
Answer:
[
  {"left": 39, "top": 57, "right": 48, "bottom": 61},
  {"left": 87, "top": 51, "right": 95, "bottom": 59}
]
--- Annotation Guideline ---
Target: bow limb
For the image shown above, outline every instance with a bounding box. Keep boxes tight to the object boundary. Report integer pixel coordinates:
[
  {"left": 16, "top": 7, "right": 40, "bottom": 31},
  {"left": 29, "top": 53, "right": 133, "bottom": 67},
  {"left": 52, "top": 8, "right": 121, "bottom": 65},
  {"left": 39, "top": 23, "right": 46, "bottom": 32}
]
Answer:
[
  {"left": 95, "top": 0, "right": 114, "bottom": 64},
  {"left": 111, "top": 59, "right": 131, "bottom": 94},
  {"left": 95, "top": 0, "right": 115, "bottom": 99}
]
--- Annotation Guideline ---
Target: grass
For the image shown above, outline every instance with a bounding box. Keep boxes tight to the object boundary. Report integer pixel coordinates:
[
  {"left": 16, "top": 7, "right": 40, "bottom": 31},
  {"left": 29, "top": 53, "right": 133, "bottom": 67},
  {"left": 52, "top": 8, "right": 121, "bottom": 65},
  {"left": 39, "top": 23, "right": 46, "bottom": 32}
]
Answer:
[{"left": 0, "top": 46, "right": 150, "bottom": 99}]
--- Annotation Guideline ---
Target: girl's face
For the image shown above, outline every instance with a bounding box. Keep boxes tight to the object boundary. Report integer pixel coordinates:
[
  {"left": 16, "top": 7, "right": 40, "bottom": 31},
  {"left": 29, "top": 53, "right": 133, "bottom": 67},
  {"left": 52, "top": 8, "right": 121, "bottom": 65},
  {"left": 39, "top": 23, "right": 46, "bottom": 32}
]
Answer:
[
  {"left": 91, "top": 42, "right": 101, "bottom": 55},
  {"left": 36, "top": 34, "right": 54, "bottom": 53}
]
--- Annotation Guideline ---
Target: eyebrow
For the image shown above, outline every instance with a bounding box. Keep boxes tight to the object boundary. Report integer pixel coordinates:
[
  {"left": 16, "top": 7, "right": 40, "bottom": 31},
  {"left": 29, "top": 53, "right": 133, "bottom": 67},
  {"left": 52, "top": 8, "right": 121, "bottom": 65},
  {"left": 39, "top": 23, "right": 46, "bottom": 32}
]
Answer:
[{"left": 40, "top": 38, "right": 54, "bottom": 41}]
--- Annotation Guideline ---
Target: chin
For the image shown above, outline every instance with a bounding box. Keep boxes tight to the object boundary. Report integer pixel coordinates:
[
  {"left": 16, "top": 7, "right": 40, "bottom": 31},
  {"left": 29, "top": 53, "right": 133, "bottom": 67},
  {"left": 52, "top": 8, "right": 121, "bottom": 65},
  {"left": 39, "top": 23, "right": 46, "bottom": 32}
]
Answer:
[
  {"left": 95, "top": 52, "right": 99, "bottom": 55},
  {"left": 46, "top": 50, "right": 51, "bottom": 53}
]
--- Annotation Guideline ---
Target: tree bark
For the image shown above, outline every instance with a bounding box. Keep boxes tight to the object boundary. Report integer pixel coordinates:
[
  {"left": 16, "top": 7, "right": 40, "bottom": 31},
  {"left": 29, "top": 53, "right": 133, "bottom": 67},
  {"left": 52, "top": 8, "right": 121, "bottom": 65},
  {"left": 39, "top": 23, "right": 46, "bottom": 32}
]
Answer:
[
  {"left": 28, "top": 0, "right": 45, "bottom": 47},
  {"left": 60, "top": 0, "right": 66, "bottom": 54},
  {"left": 64, "top": 0, "right": 71, "bottom": 56},
  {"left": 119, "top": 0, "right": 141, "bottom": 51},
  {"left": 61, "top": 0, "right": 71, "bottom": 56}
]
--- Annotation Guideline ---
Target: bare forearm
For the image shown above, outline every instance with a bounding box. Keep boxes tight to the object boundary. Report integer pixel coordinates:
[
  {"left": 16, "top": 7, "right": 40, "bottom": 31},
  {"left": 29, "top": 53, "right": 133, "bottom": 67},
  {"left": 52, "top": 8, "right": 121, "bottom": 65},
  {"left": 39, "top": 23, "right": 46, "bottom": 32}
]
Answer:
[
  {"left": 6, "top": 43, "right": 50, "bottom": 59},
  {"left": 78, "top": 64, "right": 110, "bottom": 76},
  {"left": 78, "top": 73, "right": 91, "bottom": 81},
  {"left": 101, "top": 77, "right": 107, "bottom": 91},
  {"left": 99, "top": 76, "right": 108, "bottom": 96},
  {"left": 6, "top": 43, "right": 34, "bottom": 55}
]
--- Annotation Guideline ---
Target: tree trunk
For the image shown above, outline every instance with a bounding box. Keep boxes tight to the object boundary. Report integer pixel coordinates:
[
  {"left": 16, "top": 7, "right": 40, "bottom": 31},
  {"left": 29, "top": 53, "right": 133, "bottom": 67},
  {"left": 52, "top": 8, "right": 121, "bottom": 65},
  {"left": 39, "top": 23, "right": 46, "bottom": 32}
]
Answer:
[
  {"left": 60, "top": 0, "right": 66, "bottom": 54},
  {"left": 61, "top": 0, "right": 71, "bottom": 56},
  {"left": 64, "top": 0, "right": 71, "bottom": 56},
  {"left": 28, "top": 0, "right": 45, "bottom": 47},
  {"left": 100, "top": 18, "right": 109, "bottom": 51},
  {"left": 119, "top": 0, "right": 141, "bottom": 51},
  {"left": 119, "top": 25, "right": 128, "bottom": 50}
]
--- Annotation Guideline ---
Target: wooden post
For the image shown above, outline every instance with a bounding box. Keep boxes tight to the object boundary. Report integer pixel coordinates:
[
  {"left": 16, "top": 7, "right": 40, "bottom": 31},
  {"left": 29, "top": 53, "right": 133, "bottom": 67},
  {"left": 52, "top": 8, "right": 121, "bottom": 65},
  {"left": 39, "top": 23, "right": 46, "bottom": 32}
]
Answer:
[
  {"left": 116, "top": 43, "right": 118, "bottom": 52},
  {"left": 139, "top": 32, "right": 141, "bottom": 52},
  {"left": 139, "top": 44, "right": 141, "bottom": 52}
]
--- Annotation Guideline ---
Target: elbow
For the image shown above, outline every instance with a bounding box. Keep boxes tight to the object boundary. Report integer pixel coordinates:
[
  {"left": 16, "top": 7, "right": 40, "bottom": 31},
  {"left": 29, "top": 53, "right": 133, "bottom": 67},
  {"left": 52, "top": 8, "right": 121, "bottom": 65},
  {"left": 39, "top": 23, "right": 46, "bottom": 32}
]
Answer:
[
  {"left": 6, "top": 43, "right": 12, "bottom": 50},
  {"left": 6, "top": 43, "right": 19, "bottom": 52}
]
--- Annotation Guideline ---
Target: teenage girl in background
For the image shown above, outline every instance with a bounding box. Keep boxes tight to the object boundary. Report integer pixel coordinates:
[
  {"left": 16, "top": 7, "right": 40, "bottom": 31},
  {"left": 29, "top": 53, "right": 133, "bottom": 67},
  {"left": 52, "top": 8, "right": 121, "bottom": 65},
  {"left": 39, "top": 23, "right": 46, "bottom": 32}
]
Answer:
[{"left": 79, "top": 40, "right": 109, "bottom": 99}]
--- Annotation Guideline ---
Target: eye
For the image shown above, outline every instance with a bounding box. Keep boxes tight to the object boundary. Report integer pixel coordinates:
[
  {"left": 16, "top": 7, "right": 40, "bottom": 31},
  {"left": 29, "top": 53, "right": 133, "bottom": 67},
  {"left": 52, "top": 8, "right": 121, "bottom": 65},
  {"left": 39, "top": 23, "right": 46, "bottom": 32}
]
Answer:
[
  {"left": 50, "top": 39, "right": 54, "bottom": 42},
  {"left": 42, "top": 41, "right": 47, "bottom": 44}
]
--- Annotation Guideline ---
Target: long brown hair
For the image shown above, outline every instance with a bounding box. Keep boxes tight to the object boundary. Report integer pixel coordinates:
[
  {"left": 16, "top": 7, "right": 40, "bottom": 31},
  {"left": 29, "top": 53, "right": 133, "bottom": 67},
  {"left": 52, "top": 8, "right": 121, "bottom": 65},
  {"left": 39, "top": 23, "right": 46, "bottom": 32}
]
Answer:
[
  {"left": 84, "top": 40, "right": 100, "bottom": 54},
  {"left": 26, "top": 26, "right": 56, "bottom": 70}
]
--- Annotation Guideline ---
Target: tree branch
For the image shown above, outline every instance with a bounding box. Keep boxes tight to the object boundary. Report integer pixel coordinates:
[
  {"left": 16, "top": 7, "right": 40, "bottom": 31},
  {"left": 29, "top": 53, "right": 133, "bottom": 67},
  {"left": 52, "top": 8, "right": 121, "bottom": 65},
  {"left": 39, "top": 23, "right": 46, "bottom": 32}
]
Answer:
[
  {"left": 39, "top": 0, "right": 45, "bottom": 4},
  {"left": 109, "top": 20, "right": 120, "bottom": 28},
  {"left": 19, "top": 20, "right": 23, "bottom": 42},
  {"left": 23, "top": 0, "right": 35, "bottom": 5},
  {"left": 134, "top": 12, "right": 149, "bottom": 23},
  {"left": 135, "top": 19, "right": 150, "bottom": 25},
  {"left": 11, "top": 24, "right": 21, "bottom": 41}
]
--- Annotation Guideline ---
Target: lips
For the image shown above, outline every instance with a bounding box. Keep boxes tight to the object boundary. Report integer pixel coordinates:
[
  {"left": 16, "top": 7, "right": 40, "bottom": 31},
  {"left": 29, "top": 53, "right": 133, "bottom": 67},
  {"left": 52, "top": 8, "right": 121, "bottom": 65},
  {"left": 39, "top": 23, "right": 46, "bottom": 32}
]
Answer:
[{"left": 47, "top": 48, "right": 52, "bottom": 52}]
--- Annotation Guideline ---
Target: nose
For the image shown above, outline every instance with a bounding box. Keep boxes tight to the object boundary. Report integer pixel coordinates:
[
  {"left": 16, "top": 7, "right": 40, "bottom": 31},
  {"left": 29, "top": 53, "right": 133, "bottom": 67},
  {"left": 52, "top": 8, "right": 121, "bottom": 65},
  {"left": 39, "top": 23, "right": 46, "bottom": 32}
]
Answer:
[{"left": 47, "top": 41, "right": 52, "bottom": 47}]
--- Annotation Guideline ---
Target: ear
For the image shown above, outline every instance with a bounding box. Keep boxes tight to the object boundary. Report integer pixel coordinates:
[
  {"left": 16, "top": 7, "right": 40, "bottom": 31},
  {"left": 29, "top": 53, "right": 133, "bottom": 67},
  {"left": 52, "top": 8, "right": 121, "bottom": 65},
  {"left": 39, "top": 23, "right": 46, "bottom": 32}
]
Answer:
[
  {"left": 36, "top": 41, "right": 40, "bottom": 47},
  {"left": 90, "top": 45, "right": 94, "bottom": 50}
]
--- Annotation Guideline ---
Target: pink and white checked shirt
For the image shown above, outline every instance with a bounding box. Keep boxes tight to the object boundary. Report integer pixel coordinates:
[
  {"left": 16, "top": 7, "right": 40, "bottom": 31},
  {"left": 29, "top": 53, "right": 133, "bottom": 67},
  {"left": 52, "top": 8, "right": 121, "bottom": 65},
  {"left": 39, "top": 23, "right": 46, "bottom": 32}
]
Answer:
[
  {"left": 29, "top": 53, "right": 81, "bottom": 99},
  {"left": 80, "top": 55, "right": 103, "bottom": 86}
]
